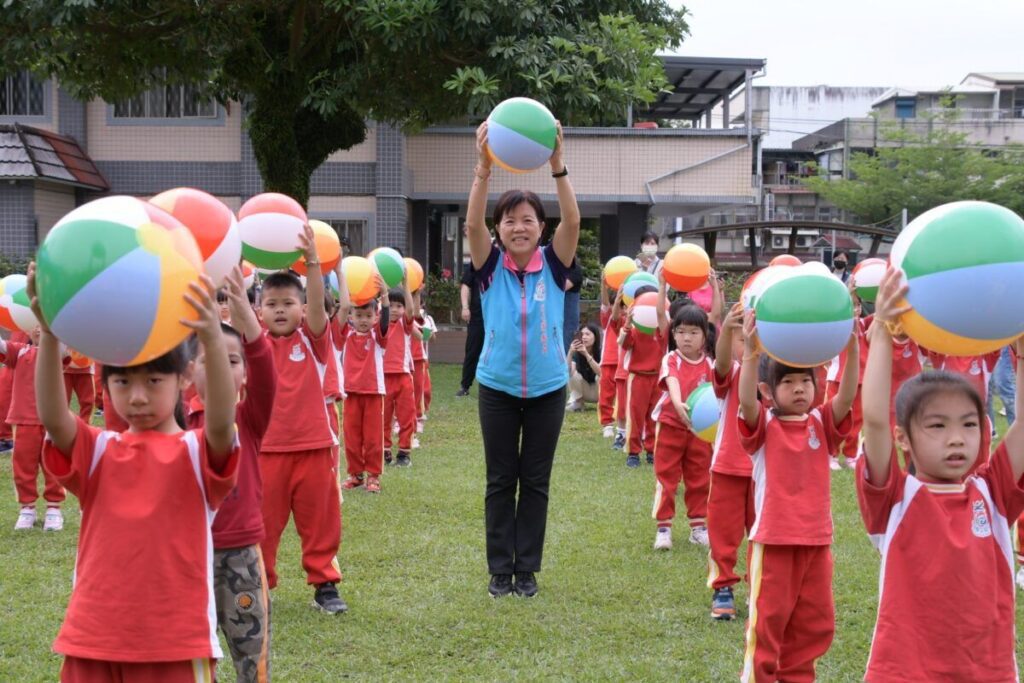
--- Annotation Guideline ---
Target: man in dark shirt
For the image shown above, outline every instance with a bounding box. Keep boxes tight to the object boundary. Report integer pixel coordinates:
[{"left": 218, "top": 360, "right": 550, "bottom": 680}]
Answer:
[
  {"left": 457, "top": 262, "right": 484, "bottom": 396},
  {"left": 562, "top": 260, "right": 583, "bottom": 353}
]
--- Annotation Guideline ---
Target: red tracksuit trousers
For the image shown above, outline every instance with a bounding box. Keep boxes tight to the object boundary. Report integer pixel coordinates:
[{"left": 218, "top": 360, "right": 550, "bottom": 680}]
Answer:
[
  {"left": 707, "top": 471, "right": 755, "bottom": 590},
  {"left": 64, "top": 373, "right": 96, "bottom": 420},
  {"left": 259, "top": 447, "right": 342, "bottom": 589},
  {"left": 0, "top": 367, "right": 12, "bottom": 440},
  {"left": 13, "top": 424, "right": 64, "bottom": 506},
  {"left": 413, "top": 359, "right": 428, "bottom": 419},
  {"left": 615, "top": 378, "right": 627, "bottom": 425},
  {"left": 343, "top": 393, "right": 384, "bottom": 477},
  {"left": 742, "top": 543, "right": 834, "bottom": 683},
  {"left": 626, "top": 372, "right": 659, "bottom": 455},
  {"left": 383, "top": 373, "right": 415, "bottom": 452},
  {"left": 598, "top": 366, "right": 617, "bottom": 426},
  {"left": 652, "top": 422, "right": 711, "bottom": 527}
]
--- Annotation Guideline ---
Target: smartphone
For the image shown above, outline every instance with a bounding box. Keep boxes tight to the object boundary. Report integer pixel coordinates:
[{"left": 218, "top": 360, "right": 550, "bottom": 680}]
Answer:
[{"left": 572, "top": 331, "right": 582, "bottom": 344}]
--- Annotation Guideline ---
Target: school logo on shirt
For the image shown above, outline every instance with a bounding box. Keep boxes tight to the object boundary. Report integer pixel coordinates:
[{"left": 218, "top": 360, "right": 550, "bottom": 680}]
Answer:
[
  {"left": 971, "top": 500, "right": 992, "bottom": 538},
  {"left": 902, "top": 347, "right": 912, "bottom": 359},
  {"left": 289, "top": 343, "right": 306, "bottom": 362},
  {"left": 807, "top": 424, "right": 821, "bottom": 450},
  {"left": 534, "top": 280, "right": 546, "bottom": 302},
  {"left": 969, "top": 360, "right": 981, "bottom": 375}
]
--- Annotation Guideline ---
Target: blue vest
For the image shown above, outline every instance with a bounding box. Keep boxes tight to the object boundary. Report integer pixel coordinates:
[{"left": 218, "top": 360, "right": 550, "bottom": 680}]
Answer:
[{"left": 477, "top": 247, "right": 567, "bottom": 398}]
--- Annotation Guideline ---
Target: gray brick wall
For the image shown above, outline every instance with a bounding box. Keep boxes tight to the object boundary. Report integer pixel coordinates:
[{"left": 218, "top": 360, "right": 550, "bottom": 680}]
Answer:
[
  {"left": 57, "top": 87, "right": 86, "bottom": 144},
  {"left": 239, "top": 104, "right": 263, "bottom": 201},
  {"left": 95, "top": 161, "right": 240, "bottom": 195},
  {"left": 0, "top": 182, "right": 37, "bottom": 256},
  {"left": 311, "top": 162, "right": 375, "bottom": 195},
  {"left": 375, "top": 123, "right": 409, "bottom": 250}
]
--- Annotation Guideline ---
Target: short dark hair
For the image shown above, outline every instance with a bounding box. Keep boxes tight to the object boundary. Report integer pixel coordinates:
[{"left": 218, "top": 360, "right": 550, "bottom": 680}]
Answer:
[
  {"left": 669, "top": 304, "right": 716, "bottom": 357},
  {"left": 387, "top": 288, "right": 406, "bottom": 305},
  {"left": 758, "top": 356, "right": 815, "bottom": 390},
  {"left": 895, "top": 371, "right": 984, "bottom": 436},
  {"left": 216, "top": 289, "right": 228, "bottom": 303},
  {"left": 101, "top": 342, "right": 192, "bottom": 428},
  {"left": 641, "top": 231, "right": 659, "bottom": 245},
  {"left": 220, "top": 322, "right": 242, "bottom": 345},
  {"left": 492, "top": 190, "right": 546, "bottom": 229},
  {"left": 355, "top": 299, "right": 379, "bottom": 312},
  {"left": 261, "top": 272, "right": 305, "bottom": 301}
]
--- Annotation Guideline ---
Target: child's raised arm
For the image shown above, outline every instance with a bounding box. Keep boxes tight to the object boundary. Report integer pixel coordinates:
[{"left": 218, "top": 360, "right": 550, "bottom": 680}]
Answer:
[
  {"left": 224, "top": 266, "right": 261, "bottom": 343},
  {"left": 738, "top": 309, "right": 761, "bottom": 429},
  {"left": 861, "top": 268, "right": 910, "bottom": 487},
  {"left": 832, "top": 328, "right": 861, "bottom": 424},
  {"left": 715, "top": 302, "right": 742, "bottom": 379},
  {"left": 182, "top": 276, "right": 237, "bottom": 464},
  {"left": 708, "top": 269, "right": 724, "bottom": 327},
  {"left": 27, "top": 263, "right": 76, "bottom": 453},
  {"left": 403, "top": 278, "right": 416, "bottom": 322},
  {"left": 656, "top": 270, "right": 669, "bottom": 335},
  {"left": 1001, "top": 336, "right": 1024, "bottom": 480},
  {"left": 298, "top": 223, "right": 327, "bottom": 337}
]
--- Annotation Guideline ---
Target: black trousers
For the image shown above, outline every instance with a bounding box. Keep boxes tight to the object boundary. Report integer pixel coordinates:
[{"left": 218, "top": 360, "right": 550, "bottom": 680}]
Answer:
[
  {"left": 479, "top": 383, "right": 566, "bottom": 574},
  {"left": 461, "top": 320, "right": 484, "bottom": 391}
]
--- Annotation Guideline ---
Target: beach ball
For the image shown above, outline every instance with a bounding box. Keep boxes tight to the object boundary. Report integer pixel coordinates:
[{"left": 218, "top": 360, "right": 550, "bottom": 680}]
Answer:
[
  {"left": 368, "top": 247, "right": 406, "bottom": 288},
  {"left": 604, "top": 256, "right": 637, "bottom": 290},
  {"left": 632, "top": 291, "right": 660, "bottom": 335},
  {"left": 405, "top": 258, "right": 424, "bottom": 292},
  {"left": 327, "top": 270, "right": 340, "bottom": 298},
  {"left": 67, "top": 349, "right": 92, "bottom": 370},
  {"left": 241, "top": 261, "right": 256, "bottom": 290},
  {"left": 293, "top": 220, "right": 341, "bottom": 275},
  {"left": 890, "top": 201, "right": 1024, "bottom": 356},
  {"left": 35, "top": 196, "right": 203, "bottom": 367},
  {"left": 485, "top": 97, "right": 558, "bottom": 173},
  {"left": 622, "top": 271, "right": 659, "bottom": 306},
  {"left": 851, "top": 258, "right": 886, "bottom": 303},
  {"left": 754, "top": 263, "right": 854, "bottom": 367},
  {"left": 741, "top": 266, "right": 787, "bottom": 311},
  {"left": 148, "top": 188, "right": 240, "bottom": 287},
  {"left": 664, "top": 244, "right": 710, "bottom": 292},
  {"left": 237, "top": 193, "right": 307, "bottom": 270},
  {"left": 770, "top": 254, "right": 801, "bottom": 267},
  {"left": 342, "top": 256, "right": 379, "bottom": 305},
  {"left": 0, "top": 274, "right": 37, "bottom": 333},
  {"left": 686, "top": 382, "right": 721, "bottom": 443}
]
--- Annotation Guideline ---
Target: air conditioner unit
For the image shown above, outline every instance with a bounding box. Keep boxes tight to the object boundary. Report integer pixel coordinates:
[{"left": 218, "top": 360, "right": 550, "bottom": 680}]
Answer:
[{"left": 742, "top": 234, "right": 762, "bottom": 247}]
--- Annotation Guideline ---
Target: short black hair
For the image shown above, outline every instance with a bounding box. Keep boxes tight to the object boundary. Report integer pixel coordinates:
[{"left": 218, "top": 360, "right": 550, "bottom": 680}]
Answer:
[
  {"left": 895, "top": 371, "right": 984, "bottom": 436},
  {"left": 216, "top": 289, "right": 228, "bottom": 303},
  {"left": 101, "top": 342, "right": 192, "bottom": 428},
  {"left": 758, "top": 356, "right": 815, "bottom": 390},
  {"left": 261, "top": 272, "right": 305, "bottom": 302},
  {"left": 355, "top": 299, "right": 379, "bottom": 312},
  {"left": 492, "top": 190, "right": 546, "bottom": 231},
  {"left": 387, "top": 288, "right": 406, "bottom": 305},
  {"left": 669, "top": 304, "right": 716, "bottom": 357},
  {"left": 641, "top": 231, "right": 659, "bottom": 245}
]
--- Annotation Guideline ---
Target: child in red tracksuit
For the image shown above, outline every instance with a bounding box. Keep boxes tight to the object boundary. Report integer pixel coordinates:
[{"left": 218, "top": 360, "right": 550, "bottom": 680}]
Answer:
[
  {"left": 619, "top": 274, "right": 669, "bottom": 467},
  {"left": 257, "top": 226, "right": 347, "bottom": 614},
  {"left": 706, "top": 303, "right": 755, "bottom": 622},
  {"left": 338, "top": 277, "right": 390, "bottom": 493},
  {"left": 598, "top": 286, "right": 624, "bottom": 439},
  {"left": 737, "top": 309, "right": 858, "bottom": 683},
  {"left": 63, "top": 350, "right": 95, "bottom": 421},
  {"left": 382, "top": 280, "right": 417, "bottom": 467},
  {"left": 651, "top": 304, "right": 715, "bottom": 550},
  {"left": 0, "top": 329, "right": 28, "bottom": 452},
  {"left": 825, "top": 299, "right": 867, "bottom": 469},
  {"left": 4, "top": 326, "right": 66, "bottom": 532},
  {"left": 411, "top": 291, "right": 433, "bottom": 438}
]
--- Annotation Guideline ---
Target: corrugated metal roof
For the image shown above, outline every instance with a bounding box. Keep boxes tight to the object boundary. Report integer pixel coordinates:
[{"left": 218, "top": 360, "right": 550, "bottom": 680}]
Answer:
[
  {"left": 0, "top": 124, "right": 107, "bottom": 190},
  {"left": 638, "top": 55, "right": 766, "bottom": 122}
]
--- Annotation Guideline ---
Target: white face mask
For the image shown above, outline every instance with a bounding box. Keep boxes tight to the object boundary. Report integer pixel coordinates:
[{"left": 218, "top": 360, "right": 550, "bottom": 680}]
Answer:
[{"left": 641, "top": 244, "right": 658, "bottom": 256}]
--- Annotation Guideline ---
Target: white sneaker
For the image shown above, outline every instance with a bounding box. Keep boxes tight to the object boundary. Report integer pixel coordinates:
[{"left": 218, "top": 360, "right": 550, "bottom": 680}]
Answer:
[
  {"left": 14, "top": 507, "right": 35, "bottom": 531},
  {"left": 829, "top": 457, "right": 842, "bottom": 471},
  {"left": 392, "top": 421, "right": 400, "bottom": 434},
  {"left": 654, "top": 527, "right": 673, "bottom": 550},
  {"left": 843, "top": 456, "right": 859, "bottom": 470},
  {"left": 689, "top": 525, "right": 710, "bottom": 546},
  {"left": 602, "top": 425, "right": 615, "bottom": 439},
  {"left": 43, "top": 508, "right": 64, "bottom": 532},
  {"left": 416, "top": 419, "right": 425, "bottom": 434},
  {"left": 412, "top": 436, "right": 421, "bottom": 449},
  {"left": 1016, "top": 567, "right": 1024, "bottom": 591}
]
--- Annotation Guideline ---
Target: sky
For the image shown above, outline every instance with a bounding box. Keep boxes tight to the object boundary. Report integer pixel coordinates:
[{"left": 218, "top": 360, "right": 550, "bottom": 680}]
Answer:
[{"left": 669, "top": 0, "right": 1024, "bottom": 87}]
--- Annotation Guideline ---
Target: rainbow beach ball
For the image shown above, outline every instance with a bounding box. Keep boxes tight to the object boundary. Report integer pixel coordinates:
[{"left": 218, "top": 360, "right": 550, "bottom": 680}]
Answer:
[
  {"left": 663, "top": 243, "right": 710, "bottom": 293},
  {"left": 368, "top": 247, "right": 406, "bottom": 288},
  {"left": 604, "top": 255, "right": 637, "bottom": 290},
  {"left": 36, "top": 196, "right": 204, "bottom": 367},
  {"left": 622, "top": 271, "right": 659, "bottom": 306},
  {"left": 632, "top": 291, "right": 660, "bottom": 335},
  {"left": 851, "top": 258, "right": 886, "bottom": 303},
  {"left": 755, "top": 263, "right": 854, "bottom": 367},
  {"left": 237, "top": 193, "right": 307, "bottom": 270},
  {"left": 891, "top": 201, "right": 1024, "bottom": 356},
  {"left": 0, "top": 274, "right": 37, "bottom": 333},
  {"left": 293, "top": 220, "right": 341, "bottom": 275},
  {"left": 686, "top": 382, "right": 721, "bottom": 443},
  {"left": 149, "top": 188, "right": 240, "bottom": 286},
  {"left": 342, "top": 256, "right": 379, "bottom": 305},
  {"left": 404, "top": 257, "right": 424, "bottom": 293},
  {"left": 486, "top": 98, "right": 558, "bottom": 173}
]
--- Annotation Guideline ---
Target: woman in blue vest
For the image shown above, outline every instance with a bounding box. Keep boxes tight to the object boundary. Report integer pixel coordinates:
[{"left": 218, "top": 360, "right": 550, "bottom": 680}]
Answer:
[{"left": 466, "top": 120, "right": 580, "bottom": 598}]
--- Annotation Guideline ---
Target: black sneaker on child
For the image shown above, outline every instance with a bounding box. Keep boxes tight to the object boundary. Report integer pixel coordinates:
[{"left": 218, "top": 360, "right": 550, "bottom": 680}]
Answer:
[
  {"left": 488, "top": 574, "right": 514, "bottom": 598},
  {"left": 396, "top": 451, "right": 412, "bottom": 467},
  {"left": 514, "top": 572, "right": 538, "bottom": 598},
  {"left": 456, "top": 387, "right": 470, "bottom": 397},
  {"left": 313, "top": 582, "right": 348, "bottom": 614},
  {"left": 645, "top": 451, "right": 654, "bottom": 465},
  {"left": 384, "top": 451, "right": 394, "bottom": 466}
]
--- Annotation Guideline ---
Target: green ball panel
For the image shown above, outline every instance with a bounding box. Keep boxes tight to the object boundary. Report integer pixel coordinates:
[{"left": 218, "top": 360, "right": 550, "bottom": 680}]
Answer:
[
  {"left": 755, "top": 275, "right": 853, "bottom": 324},
  {"left": 901, "top": 202, "right": 1024, "bottom": 280},
  {"left": 490, "top": 98, "right": 557, "bottom": 150}
]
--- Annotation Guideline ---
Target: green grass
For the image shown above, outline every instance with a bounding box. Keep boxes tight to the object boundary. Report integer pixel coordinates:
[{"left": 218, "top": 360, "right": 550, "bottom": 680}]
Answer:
[{"left": 1, "top": 365, "right": 1021, "bottom": 681}]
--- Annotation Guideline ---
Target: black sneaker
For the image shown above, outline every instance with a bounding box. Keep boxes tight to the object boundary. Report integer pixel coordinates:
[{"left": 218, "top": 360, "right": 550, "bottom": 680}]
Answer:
[
  {"left": 488, "top": 574, "right": 514, "bottom": 597},
  {"left": 313, "top": 582, "right": 348, "bottom": 614},
  {"left": 396, "top": 451, "right": 412, "bottom": 468},
  {"left": 514, "top": 572, "right": 538, "bottom": 598},
  {"left": 456, "top": 387, "right": 470, "bottom": 397},
  {"left": 0, "top": 439, "right": 12, "bottom": 453},
  {"left": 384, "top": 451, "right": 394, "bottom": 466},
  {"left": 645, "top": 451, "right": 654, "bottom": 465},
  {"left": 612, "top": 433, "right": 626, "bottom": 451},
  {"left": 711, "top": 586, "right": 736, "bottom": 621},
  {"left": 626, "top": 454, "right": 641, "bottom": 468}
]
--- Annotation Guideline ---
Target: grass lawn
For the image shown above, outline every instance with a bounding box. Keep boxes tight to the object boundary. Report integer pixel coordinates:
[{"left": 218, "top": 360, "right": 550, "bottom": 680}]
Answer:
[{"left": 1, "top": 363, "right": 1021, "bottom": 681}]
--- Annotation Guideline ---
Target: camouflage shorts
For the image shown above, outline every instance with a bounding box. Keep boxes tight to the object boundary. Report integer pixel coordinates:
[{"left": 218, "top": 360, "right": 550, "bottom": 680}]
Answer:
[{"left": 214, "top": 545, "right": 271, "bottom": 682}]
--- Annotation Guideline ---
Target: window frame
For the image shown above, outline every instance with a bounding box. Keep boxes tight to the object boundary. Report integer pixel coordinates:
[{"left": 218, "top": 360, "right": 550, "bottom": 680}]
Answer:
[
  {"left": 108, "top": 75, "right": 224, "bottom": 127},
  {"left": 0, "top": 70, "right": 52, "bottom": 123}
]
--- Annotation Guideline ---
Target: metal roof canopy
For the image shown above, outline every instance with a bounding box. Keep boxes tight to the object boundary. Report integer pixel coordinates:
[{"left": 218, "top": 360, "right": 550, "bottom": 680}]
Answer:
[
  {"left": 639, "top": 56, "right": 766, "bottom": 122},
  {"left": 0, "top": 123, "right": 108, "bottom": 191}
]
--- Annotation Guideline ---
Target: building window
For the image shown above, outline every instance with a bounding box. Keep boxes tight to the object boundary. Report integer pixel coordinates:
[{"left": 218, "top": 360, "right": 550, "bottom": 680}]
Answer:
[
  {"left": 321, "top": 218, "right": 368, "bottom": 258},
  {"left": 0, "top": 71, "right": 45, "bottom": 116},
  {"left": 895, "top": 97, "right": 916, "bottom": 119},
  {"left": 113, "top": 78, "right": 216, "bottom": 120}
]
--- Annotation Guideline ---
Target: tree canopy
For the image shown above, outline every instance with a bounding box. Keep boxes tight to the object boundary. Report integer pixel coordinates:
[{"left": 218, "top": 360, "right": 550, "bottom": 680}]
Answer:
[{"left": 0, "top": 0, "right": 688, "bottom": 204}]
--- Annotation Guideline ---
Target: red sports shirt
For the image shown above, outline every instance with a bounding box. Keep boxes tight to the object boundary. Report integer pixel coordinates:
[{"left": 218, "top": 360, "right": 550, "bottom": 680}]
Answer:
[
  {"left": 739, "top": 403, "right": 850, "bottom": 545},
  {"left": 622, "top": 328, "right": 668, "bottom": 375},
  {"left": 186, "top": 334, "right": 276, "bottom": 549},
  {"left": 340, "top": 320, "right": 387, "bottom": 395},
  {"left": 42, "top": 419, "right": 240, "bottom": 662},
  {"left": 856, "top": 444, "right": 1024, "bottom": 682},
  {"left": 652, "top": 351, "right": 713, "bottom": 430},
  {"left": 711, "top": 363, "right": 752, "bottom": 476},
  {"left": 1, "top": 341, "right": 40, "bottom": 425},
  {"left": 826, "top": 317, "right": 867, "bottom": 385},
  {"left": 261, "top": 321, "right": 336, "bottom": 453},
  {"left": 600, "top": 309, "right": 622, "bottom": 367},
  {"left": 383, "top": 316, "right": 413, "bottom": 374}
]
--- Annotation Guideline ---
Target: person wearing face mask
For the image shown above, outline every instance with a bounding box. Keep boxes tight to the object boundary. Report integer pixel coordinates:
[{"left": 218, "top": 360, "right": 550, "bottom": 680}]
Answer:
[
  {"left": 831, "top": 251, "right": 850, "bottom": 283},
  {"left": 636, "top": 232, "right": 664, "bottom": 278}
]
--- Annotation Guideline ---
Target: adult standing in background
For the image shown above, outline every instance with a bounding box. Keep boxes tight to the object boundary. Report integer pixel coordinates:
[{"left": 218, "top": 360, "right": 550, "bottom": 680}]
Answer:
[
  {"left": 458, "top": 248, "right": 484, "bottom": 397},
  {"left": 635, "top": 231, "right": 663, "bottom": 278},
  {"left": 831, "top": 250, "right": 851, "bottom": 283},
  {"left": 562, "top": 260, "right": 583, "bottom": 352},
  {"left": 467, "top": 119, "right": 580, "bottom": 599}
]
